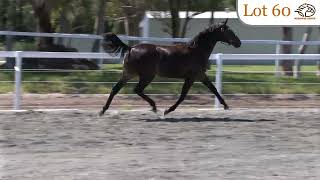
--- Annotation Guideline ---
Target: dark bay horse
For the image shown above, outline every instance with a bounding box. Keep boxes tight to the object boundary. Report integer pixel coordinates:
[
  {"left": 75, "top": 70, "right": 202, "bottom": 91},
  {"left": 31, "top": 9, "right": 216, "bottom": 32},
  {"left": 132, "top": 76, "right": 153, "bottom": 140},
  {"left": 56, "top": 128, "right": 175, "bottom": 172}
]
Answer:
[{"left": 99, "top": 19, "right": 241, "bottom": 116}]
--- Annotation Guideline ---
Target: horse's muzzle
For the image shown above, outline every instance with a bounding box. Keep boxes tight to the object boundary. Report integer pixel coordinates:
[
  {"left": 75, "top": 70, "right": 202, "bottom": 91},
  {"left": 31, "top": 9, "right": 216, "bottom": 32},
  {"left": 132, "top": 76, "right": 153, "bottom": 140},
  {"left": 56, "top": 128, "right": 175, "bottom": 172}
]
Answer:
[{"left": 233, "top": 40, "right": 241, "bottom": 48}]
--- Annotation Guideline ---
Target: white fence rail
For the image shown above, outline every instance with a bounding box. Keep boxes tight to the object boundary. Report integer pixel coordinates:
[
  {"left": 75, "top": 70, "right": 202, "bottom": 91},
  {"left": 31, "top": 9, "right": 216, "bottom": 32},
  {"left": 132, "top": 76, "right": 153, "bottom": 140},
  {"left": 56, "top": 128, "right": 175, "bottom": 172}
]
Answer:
[
  {"left": 2, "top": 31, "right": 320, "bottom": 45},
  {"left": 1, "top": 51, "right": 320, "bottom": 110}
]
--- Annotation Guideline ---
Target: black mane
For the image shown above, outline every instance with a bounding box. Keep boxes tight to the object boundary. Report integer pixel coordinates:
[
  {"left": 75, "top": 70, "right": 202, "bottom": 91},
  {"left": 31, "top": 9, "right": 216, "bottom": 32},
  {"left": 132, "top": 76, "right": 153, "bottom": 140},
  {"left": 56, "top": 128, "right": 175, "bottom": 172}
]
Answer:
[{"left": 187, "top": 24, "right": 221, "bottom": 48}]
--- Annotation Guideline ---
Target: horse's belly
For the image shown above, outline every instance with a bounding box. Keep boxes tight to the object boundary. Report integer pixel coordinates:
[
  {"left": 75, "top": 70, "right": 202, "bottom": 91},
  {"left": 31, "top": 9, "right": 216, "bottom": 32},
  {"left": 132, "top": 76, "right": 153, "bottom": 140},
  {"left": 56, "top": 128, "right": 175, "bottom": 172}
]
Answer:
[
  {"left": 158, "top": 71, "right": 185, "bottom": 78},
  {"left": 156, "top": 63, "right": 192, "bottom": 78},
  {"left": 155, "top": 53, "right": 206, "bottom": 78}
]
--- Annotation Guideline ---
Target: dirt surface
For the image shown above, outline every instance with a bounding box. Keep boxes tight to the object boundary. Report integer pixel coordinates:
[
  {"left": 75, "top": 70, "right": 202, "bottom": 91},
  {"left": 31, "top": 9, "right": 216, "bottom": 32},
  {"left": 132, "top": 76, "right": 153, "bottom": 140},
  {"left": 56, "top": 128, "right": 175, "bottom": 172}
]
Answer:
[
  {"left": 0, "top": 109, "right": 319, "bottom": 180},
  {"left": 0, "top": 94, "right": 319, "bottom": 110}
]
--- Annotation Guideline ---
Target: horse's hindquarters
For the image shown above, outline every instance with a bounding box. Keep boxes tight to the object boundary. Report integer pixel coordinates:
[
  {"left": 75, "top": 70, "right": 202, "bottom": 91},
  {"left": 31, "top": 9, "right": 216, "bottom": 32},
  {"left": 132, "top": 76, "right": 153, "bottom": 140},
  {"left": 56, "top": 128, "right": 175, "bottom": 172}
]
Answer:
[{"left": 123, "top": 44, "right": 159, "bottom": 77}]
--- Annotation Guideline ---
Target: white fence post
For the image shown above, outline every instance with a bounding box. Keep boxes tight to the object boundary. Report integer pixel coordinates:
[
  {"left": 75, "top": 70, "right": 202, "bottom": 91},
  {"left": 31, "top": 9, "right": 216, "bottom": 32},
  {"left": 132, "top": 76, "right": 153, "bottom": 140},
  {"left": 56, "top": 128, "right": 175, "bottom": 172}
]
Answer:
[
  {"left": 215, "top": 53, "right": 223, "bottom": 109},
  {"left": 14, "top": 51, "right": 22, "bottom": 110}
]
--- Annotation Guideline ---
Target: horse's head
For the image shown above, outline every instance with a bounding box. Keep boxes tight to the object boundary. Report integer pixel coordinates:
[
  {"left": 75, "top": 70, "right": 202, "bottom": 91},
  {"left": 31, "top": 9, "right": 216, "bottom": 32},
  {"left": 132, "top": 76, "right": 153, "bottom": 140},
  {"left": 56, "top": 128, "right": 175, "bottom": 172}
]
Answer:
[{"left": 210, "top": 19, "right": 241, "bottom": 48}]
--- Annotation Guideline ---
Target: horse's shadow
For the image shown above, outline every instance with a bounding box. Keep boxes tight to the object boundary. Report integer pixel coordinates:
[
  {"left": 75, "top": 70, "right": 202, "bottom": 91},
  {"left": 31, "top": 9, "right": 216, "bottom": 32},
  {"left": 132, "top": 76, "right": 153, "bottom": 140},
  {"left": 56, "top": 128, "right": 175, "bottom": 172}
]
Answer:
[{"left": 143, "top": 117, "right": 276, "bottom": 123}]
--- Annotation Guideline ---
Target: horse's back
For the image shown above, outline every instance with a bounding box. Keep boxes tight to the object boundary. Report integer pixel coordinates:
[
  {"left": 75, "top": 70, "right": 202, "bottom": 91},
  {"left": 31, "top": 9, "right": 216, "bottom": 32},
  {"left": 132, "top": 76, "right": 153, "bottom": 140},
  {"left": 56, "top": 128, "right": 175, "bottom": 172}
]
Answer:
[{"left": 123, "top": 44, "right": 160, "bottom": 77}]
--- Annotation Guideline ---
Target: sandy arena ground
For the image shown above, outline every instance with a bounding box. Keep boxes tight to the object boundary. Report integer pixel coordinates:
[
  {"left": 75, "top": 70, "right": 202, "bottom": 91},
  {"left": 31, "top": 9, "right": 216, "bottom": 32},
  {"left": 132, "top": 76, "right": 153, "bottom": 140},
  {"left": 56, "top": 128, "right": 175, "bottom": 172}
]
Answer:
[{"left": 0, "top": 108, "right": 319, "bottom": 180}]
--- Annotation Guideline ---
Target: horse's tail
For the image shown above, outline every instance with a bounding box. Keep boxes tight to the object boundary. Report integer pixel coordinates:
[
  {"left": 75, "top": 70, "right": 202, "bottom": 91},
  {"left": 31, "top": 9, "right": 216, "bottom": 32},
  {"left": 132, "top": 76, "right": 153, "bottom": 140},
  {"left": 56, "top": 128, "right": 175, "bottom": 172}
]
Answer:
[{"left": 102, "top": 33, "right": 131, "bottom": 57}]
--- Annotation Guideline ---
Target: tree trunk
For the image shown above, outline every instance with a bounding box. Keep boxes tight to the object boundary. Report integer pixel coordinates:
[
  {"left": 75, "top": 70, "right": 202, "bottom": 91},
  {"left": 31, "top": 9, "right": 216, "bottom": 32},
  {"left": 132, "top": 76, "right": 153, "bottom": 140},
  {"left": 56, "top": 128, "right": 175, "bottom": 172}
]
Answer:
[
  {"left": 120, "top": 1, "right": 144, "bottom": 46},
  {"left": 4, "top": 35, "right": 14, "bottom": 69},
  {"left": 180, "top": 7, "right": 190, "bottom": 37},
  {"left": 180, "top": 0, "right": 196, "bottom": 38},
  {"left": 94, "top": 0, "right": 106, "bottom": 35},
  {"left": 294, "top": 27, "right": 312, "bottom": 78},
  {"left": 57, "top": 5, "right": 71, "bottom": 45},
  {"left": 92, "top": 0, "right": 106, "bottom": 52},
  {"left": 0, "top": 0, "right": 9, "bottom": 29},
  {"left": 16, "top": 0, "right": 23, "bottom": 31},
  {"left": 281, "top": 27, "right": 293, "bottom": 76},
  {"left": 168, "top": 0, "right": 181, "bottom": 38},
  {"left": 4, "top": 1, "right": 15, "bottom": 69},
  {"left": 31, "top": 0, "right": 54, "bottom": 48},
  {"left": 209, "top": 10, "right": 214, "bottom": 25},
  {"left": 122, "top": 6, "right": 142, "bottom": 37}
]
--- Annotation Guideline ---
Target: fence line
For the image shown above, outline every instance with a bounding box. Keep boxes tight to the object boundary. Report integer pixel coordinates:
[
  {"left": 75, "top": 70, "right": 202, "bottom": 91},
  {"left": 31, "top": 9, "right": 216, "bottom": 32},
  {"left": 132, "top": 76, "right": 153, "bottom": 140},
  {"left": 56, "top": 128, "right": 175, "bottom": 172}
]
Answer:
[
  {"left": 0, "top": 31, "right": 102, "bottom": 40},
  {"left": 3, "top": 51, "right": 320, "bottom": 60},
  {"left": 0, "top": 69, "right": 318, "bottom": 74},
  {"left": 2, "top": 31, "right": 320, "bottom": 45},
  {"left": 2, "top": 31, "right": 320, "bottom": 79},
  {"left": 1, "top": 51, "right": 320, "bottom": 110}
]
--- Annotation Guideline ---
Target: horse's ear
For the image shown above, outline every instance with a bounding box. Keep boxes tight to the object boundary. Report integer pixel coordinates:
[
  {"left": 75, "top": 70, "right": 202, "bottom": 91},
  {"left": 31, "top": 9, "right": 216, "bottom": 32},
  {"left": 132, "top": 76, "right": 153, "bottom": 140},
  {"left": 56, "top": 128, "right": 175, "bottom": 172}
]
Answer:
[{"left": 224, "top": 19, "right": 229, "bottom": 26}]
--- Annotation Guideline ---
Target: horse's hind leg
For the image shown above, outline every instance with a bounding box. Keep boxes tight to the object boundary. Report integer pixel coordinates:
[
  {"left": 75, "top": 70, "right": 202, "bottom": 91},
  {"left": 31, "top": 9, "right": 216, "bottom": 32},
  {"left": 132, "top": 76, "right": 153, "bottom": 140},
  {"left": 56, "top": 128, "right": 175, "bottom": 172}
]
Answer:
[
  {"left": 134, "top": 76, "right": 157, "bottom": 113},
  {"left": 99, "top": 76, "right": 129, "bottom": 116},
  {"left": 164, "top": 78, "right": 194, "bottom": 115},
  {"left": 201, "top": 75, "right": 229, "bottom": 110}
]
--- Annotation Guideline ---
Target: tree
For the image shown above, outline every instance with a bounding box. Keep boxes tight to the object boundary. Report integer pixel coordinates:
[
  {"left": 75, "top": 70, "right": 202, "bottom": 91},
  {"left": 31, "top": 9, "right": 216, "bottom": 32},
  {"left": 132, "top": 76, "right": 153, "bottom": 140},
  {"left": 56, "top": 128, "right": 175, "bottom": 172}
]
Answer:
[
  {"left": 3, "top": 0, "right": 17, "bottom": 68},
  {"left": 94, "top": 0, "right": 107, "bottom": 36},
  {"left": 27, "top": 0, "right": 99, "bottom": 69},
  {"left": 148, "top": 0, "right": 231, "bottom": 38},
  {"left": 168, "top": 0, "right": 180, "bottom": 38},
  {"left": 31, "top": 0, "right": 55, "bottom": 47},
  {"left": 294, "top": 27, "right": 312, "bottom": 78},
  {"left": 121, "top": 0, "right": 146, "bottom": 36},
  {"left": 281, "top": 27, "right": 294, "bottom": 76},
  {"left": 104, "top": 0, "right": 235, "bottom": 38},
  {"left": 70, "top": 0, "right": 95, "bottom": 33},
  {"left": 0, "top": 0, "right": 9, "bottom": 31},
  {"left": 92, "top": 0, "right": 107, "bottom": 52},
  {"left": 207, "top": 0, "right": 232, "bottom": 25},
  {"left": 1, "top": 0, "right": 37, "bottom": 68},
  {"left": 161, "top": 0, "right": 203, "bottom": 38},
  {"left": 179, "top": 0, "right": 202, "bottom": 38}
]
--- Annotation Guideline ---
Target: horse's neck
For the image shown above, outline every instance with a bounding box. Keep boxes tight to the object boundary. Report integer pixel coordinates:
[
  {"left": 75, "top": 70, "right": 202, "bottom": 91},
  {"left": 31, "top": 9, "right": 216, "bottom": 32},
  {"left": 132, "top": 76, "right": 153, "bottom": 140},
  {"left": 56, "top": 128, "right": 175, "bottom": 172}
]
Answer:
[
  {"left": 193, "top": 31, "right": 219, "bottom": 57},
  {"left": 196, "top": 40, "right": 217, "bottom": 59}
]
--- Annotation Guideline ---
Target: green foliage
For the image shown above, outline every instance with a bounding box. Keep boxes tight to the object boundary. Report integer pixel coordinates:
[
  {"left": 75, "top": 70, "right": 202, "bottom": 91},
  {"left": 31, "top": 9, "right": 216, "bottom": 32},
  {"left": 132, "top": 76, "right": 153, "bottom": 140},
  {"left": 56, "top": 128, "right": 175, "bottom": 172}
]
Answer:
[
  {"left": 0, "top": 0, "right": 36, "bottom": 32},
  {"left": 0, "top": 42, "right": 4, "bottom": 50},
  {"left": 13, "top": 40, "right": 37, "bottom": 51}
]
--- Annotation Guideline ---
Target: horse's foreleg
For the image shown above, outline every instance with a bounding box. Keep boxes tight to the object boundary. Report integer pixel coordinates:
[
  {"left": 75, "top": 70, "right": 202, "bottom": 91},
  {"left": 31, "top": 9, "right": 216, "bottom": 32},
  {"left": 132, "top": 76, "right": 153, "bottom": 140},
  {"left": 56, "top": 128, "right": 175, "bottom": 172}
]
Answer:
[
  {"left": 164, "top": 78, "right": 194, "bottom": 115},
  {"left": 201, "top": 76, "right": 229, "bottom": 110},
  {"left": 99, "top": 77, "right": 128, "bottom": 116},
  {"left": 134, "top": 76, "right": 157, "bottom": 113}
]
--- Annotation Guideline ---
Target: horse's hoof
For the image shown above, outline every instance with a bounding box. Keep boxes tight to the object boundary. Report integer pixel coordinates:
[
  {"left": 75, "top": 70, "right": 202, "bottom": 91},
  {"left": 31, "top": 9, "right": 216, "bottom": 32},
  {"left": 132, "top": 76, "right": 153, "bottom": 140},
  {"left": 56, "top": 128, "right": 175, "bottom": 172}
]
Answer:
[
  {"left": 224, "top": 105, "right": 229, "bottom": 110},
  {"left": 164, "top": 109, "right": 171, "bottom": 116},
  {"left": 151, "top": 108, "right": 157, "bottom": 114},
  {"left": 99, "top": 110, "right": 105, "bottom": 116}
]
